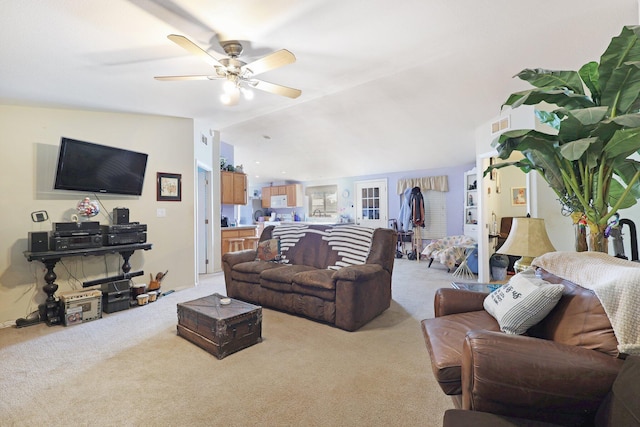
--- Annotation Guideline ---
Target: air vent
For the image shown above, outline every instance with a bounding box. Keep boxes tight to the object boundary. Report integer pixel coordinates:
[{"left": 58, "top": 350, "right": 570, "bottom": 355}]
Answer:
[{"left": 491, "top": 116, "right": 510, "bottom": 134}]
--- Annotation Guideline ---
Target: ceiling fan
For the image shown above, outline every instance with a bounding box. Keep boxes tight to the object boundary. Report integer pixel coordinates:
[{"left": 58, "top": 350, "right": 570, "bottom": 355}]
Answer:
[{"left": 155, "top": 34, "right": 301, "bottom": 105}]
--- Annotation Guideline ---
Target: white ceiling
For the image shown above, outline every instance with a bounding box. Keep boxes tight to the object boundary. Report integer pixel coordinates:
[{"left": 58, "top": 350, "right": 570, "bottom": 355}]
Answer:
[{"left": 1, "top": 0, "right": 637, "bottom": 182}]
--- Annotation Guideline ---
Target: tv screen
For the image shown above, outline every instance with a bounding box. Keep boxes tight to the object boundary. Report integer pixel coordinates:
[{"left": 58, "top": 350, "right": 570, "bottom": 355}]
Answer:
[{"left": 54, "top": 137, "right": 148, "bottom": 196}]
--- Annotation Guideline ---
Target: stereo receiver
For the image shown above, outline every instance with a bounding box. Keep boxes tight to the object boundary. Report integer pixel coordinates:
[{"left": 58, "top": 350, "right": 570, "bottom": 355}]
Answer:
[
  {"left": 102, "top": 232, "right": 147, "bottom": 246},
  {"left": 50, "top": 234, "right": 103, "bottom": 251}
]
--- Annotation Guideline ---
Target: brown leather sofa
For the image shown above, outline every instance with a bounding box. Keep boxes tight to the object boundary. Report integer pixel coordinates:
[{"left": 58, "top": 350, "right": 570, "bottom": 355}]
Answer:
[
  {"left": 421, "top": 268, "right": 625, "bottom": 426},
  {"left": 442, "top": 355, "right": 640, "bottom": 427},
  {"left": 222, "top": 224, "right": 396, "bottom": 331}
]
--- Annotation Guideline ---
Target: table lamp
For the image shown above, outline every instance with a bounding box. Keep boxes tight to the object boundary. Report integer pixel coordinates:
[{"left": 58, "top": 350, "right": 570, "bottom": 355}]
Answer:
[{"left": 497, "top": 217, "right": 556, "bottom": 273}]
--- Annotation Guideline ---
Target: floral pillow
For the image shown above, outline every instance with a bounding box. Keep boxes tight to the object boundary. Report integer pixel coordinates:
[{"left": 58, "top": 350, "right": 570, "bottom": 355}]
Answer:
[
  {"left": 483, "top": 269, "right": 564, "bottom": 334},
  {"left": 256, "top": 238, "right": 281, "bottom": 262}
]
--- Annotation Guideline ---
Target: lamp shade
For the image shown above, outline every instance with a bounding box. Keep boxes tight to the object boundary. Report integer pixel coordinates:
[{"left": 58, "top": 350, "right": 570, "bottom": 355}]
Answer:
[{"left": 497, "top": 217, "right": 556, "bottom": 258}]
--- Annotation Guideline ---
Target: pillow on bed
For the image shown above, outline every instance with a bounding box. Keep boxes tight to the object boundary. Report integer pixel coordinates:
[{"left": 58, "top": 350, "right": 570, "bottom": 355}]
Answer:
[
  {"left": 256, "top": 238, "right": 281, "bottom": 262},
  {"left": 483, "top": 269, "right": 564, "bottom": 334}
]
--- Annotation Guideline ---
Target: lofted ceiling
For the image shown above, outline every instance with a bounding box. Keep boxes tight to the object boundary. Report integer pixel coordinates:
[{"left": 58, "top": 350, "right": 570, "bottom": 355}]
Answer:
[{"left": 0, "top": 0, "right": 637, "bottom": 182}]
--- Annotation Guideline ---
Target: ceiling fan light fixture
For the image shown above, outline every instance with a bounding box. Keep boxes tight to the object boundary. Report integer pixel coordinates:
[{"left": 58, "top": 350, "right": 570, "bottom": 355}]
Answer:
[
  {"left": 223, "top": 79, "right": 237, "bottom": 94},
  {"left": 241, "top": 87, "right": 254, "bottom": 100},
  {"left": 220, "top": 93, "right": 232, "bottom": 105}
]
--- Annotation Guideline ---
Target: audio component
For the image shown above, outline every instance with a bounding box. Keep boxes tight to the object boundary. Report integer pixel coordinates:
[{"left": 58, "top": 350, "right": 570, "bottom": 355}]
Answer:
[
  {"left": 101, "top": 223, "right": 147, "bottom": 234},
  {"left": 82, "top": 270, "right": 144, "bottom": 288},
  {"left": 50, "top": 234, "right": 103, "bottom": 251},
  {"left": 101, "top": 279, "right": 130, "bottom": 313},
  {"left": 102, "top": 231, "right": 147, "bottom": 246},
  {"left": 58, "top": 289, "right": 102, "bottom": 325},
  {"left": 28, "top": 231, "right": 50, "bottom": 252},
  {"left": 53, "top": 221, "right": 101, "bottom": 237},
  {"left": 113, "top": 208, "right": 130, "bottom": 224}
]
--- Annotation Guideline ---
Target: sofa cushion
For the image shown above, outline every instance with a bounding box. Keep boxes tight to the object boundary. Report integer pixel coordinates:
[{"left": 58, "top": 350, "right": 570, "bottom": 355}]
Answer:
[
  {"left": 292, "top": 269, "right": 336, "bottom": 300},
  {"left": 231, "top": 261, "right": 285, "bottom": 284},
  {"left": 292, "top": 269, "right": 336, "bottom": 290},
  {"left": 260, "top": 264, "right": 316, "bottom": 292},
  {"left": 483, "top": 270, "right": 564, "bottom": 335},
  {"left": 421, "top": 310, "right": 500, "bottom": 395}
]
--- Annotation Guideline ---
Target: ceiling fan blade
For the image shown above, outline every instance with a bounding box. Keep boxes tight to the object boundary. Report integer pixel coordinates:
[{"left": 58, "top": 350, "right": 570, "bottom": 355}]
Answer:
[
  {"left": 167, "top": 34, "right": 223, "bottom": 68},
  {"left": 154, "top": 75, "right": 223, "bottom": 81},
  {"left": 252, "top": 79, "right": 301, "bottom": 99},
  {"left": 242, "top": 49, "right": 296, "bottom": 76}
]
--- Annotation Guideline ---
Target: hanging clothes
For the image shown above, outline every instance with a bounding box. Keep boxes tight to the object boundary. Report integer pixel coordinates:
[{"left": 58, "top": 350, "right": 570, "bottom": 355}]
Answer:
[
  {"left": 398, "top": 187, "right": 413, "bottom": 232},
  {"left": 410, "top": 186, "right": 425, "bottom": 228}
]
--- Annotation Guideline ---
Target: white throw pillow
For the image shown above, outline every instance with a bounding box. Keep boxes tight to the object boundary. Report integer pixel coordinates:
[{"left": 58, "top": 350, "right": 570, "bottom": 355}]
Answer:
[{"left": 483, "top": 269, "right": 564, "bottom": 334}]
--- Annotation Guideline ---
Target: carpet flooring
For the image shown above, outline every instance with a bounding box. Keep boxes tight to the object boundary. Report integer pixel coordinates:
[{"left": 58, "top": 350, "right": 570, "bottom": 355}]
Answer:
[{"left": 0, "top": 258, "right": 455, "bottom": 426}]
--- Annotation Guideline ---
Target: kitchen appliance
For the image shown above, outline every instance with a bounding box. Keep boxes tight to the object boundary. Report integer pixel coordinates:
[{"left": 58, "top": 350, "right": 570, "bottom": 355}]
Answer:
[
  {"left": 270, "top": 195, "right": 288, "bottom": 208},
  {"left": 221, "top": 216, "right": 229, "bottom": 227}
]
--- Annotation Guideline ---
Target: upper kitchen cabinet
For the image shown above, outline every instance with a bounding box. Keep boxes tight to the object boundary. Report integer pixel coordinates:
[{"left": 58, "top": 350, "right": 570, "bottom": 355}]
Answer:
[
  {"left": 221, "top": 171, "right": 247, "bottom": 205},
  {"left": 261, "top": 184, "right": 303, "bottom": 208},
  {"left": 261, "top": 186, "right": 272, "bottom": 208}
]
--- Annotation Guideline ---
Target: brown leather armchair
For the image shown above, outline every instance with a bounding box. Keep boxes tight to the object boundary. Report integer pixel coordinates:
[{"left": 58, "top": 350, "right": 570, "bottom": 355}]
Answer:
[
  {"left": 421, "top": 268, "right": 625, "bottom": 426},
  {"left": 442, "top": 355, "right": 640, "bottom": 427}
]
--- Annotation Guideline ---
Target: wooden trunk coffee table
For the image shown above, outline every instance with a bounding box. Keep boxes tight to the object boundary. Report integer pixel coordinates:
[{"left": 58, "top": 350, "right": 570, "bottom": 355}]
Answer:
[{"left": 177, "top": 293, "right": 262, "bottom": 359}]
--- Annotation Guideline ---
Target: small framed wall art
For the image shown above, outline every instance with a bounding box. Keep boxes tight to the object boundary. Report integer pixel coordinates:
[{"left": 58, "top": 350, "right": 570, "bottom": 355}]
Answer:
[
  {"left": 157, "top": 172, "right": 182, "bottom": 201},
  {"left": 511, "top": 187, "right": 527, "bottom": 206}
]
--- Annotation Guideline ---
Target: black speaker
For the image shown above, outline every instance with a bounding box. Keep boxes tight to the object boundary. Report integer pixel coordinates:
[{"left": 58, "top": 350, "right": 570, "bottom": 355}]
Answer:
[
  {"left": 28, "top": 231, "right": 49, "bottom": 252},
  {"left": 113, "top": 208, "right": 130, "bottom": 224}
]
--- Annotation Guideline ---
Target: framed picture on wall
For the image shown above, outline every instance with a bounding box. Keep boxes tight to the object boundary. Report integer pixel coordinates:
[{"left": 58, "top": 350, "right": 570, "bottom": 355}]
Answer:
[
  {"left": 511, "top": 187, "right": 527, "bottom": 206},
  {"left": 157, "top": 172, "right": 182, "bottom": 201}
]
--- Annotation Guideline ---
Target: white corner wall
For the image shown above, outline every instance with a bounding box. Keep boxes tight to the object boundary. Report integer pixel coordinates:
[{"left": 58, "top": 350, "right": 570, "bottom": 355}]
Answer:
[{"left": 0, "top": 105, "right": 196, "bottom": 325}]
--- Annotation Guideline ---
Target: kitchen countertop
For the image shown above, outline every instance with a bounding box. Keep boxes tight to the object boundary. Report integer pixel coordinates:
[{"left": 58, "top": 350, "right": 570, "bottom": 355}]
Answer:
[{"left": 221, "top": 225, "right": 257, "bottom": 230}]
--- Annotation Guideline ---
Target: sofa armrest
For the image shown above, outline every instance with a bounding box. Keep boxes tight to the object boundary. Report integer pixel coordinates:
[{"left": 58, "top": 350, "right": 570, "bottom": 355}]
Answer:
[
  {"left": 434, "top": 288, "right": 488, "bottom": 317},
  {"left": 333, "top": 264, "right": 391, "bottom": 331},
  {"left": 221, "top": 249, "right": 257, "bottom": 291},
  {"left": 461, "top": 330, "right": 624, "bottom": 425},
  {"left": 333, "top": 263, "right": 382, "bottom": 282},
  {"left": 222, "top": 249, "right": 256, "bottom": 268}
]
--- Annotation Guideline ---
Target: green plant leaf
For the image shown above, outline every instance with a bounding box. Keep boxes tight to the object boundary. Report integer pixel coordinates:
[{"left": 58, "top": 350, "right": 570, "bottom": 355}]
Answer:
[
  {"left": 614, "top": 159, "right": 640, "bottom": 186},
  {"left": 559, "top": 137, "right": 598, "bottom": 161},
  {"left": 515, "top": 68, "right": 585, "bottom": 94},
  {"left": 558, "top": 107, "right": 608, "bottom": 142},
  {"left": 604, "top": 128, "right": 640, "bottom": 159},
  {"left": 505, "top": 88, "right": 594, "bottom": 110},
  {"left": 599, "top": 26, "right": 640, "bottom": 87},
  {"left": 579, "top": 61, "right": 600, "bottom": 104},
  {"left": 601, "top": 61, "right": 640, "bottom": 114},
  {"left": 608, "top": 177, "right": 638, "bottom": 210},
  {"left": 492, "top": 130, "right": 557, "bottom": 159},
  {"left": 609, "top": 113, "right": 640, "bottom": 127}
]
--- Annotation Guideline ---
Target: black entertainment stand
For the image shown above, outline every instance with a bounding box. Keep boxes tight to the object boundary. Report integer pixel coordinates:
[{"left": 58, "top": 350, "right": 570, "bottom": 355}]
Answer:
[{"left": 21, "top": 243, "right": 152, "bottom": 327}]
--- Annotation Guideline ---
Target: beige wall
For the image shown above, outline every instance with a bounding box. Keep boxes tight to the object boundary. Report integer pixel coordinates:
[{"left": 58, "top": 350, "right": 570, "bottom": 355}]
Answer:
[{"left": 0, "top": 105, "right": 196, "bottom": 325}]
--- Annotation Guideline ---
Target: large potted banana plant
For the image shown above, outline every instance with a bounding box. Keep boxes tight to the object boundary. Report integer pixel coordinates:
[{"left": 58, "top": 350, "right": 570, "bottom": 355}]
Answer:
[{"left": 486, "top": 25, "right": 640, "bottom": 252}]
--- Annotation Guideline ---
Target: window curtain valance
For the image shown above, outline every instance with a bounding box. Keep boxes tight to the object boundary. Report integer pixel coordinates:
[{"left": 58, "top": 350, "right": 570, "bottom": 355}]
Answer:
[{"left": 396, "top": 176, "right": 448, "bottom": 194}]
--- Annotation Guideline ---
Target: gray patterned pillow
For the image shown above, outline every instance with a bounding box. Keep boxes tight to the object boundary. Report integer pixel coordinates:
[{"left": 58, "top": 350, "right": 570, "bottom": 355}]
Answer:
[{"left": 483, "top": 269, "right": 564, "bottom": 334}]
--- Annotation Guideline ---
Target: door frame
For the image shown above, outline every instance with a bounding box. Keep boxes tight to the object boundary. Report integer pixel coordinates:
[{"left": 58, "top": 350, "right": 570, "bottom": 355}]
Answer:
[
  {"left": 196, "top": 161, "right": 213, "bottom": 275},
  {"left": 354, "top": 178, "right": 389, "bottom": 229}
]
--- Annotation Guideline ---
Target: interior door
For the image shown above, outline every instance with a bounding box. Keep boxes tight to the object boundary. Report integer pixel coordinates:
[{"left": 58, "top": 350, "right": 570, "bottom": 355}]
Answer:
[
  {"left": 355, "top": 179, "right": 388, "bottom": 229},
  {"left": 197, "top": 168, "right": 210, "bottom": 274}
]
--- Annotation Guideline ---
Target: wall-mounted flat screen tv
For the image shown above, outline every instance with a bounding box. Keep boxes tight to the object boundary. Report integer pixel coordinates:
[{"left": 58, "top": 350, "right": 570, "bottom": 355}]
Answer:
[{"left": 54, "top": 137, "right": 148, "bottom": 196}]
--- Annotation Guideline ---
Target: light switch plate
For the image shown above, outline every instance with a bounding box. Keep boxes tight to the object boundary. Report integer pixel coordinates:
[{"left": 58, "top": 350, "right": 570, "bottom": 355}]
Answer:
[{"left": 157, "top": 208, "right": 166, "bottom": 217}]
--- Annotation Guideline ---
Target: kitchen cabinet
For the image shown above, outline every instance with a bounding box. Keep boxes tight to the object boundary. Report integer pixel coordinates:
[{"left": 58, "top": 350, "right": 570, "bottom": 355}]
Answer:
[
  {"left": 261, "top": 186, "right": 272, "bottom": 208},
  {"left": 221, "top": 171, "right": 247, "bottom": 205},
  {"left": 221, "top": 226, "right": 257, "bottom": 257},
  {"left": 285, "top": 184, "right": 303, "bottom": 207},
  {"left": 261, "top": 184, "right": 303, "bottom": 208}
]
